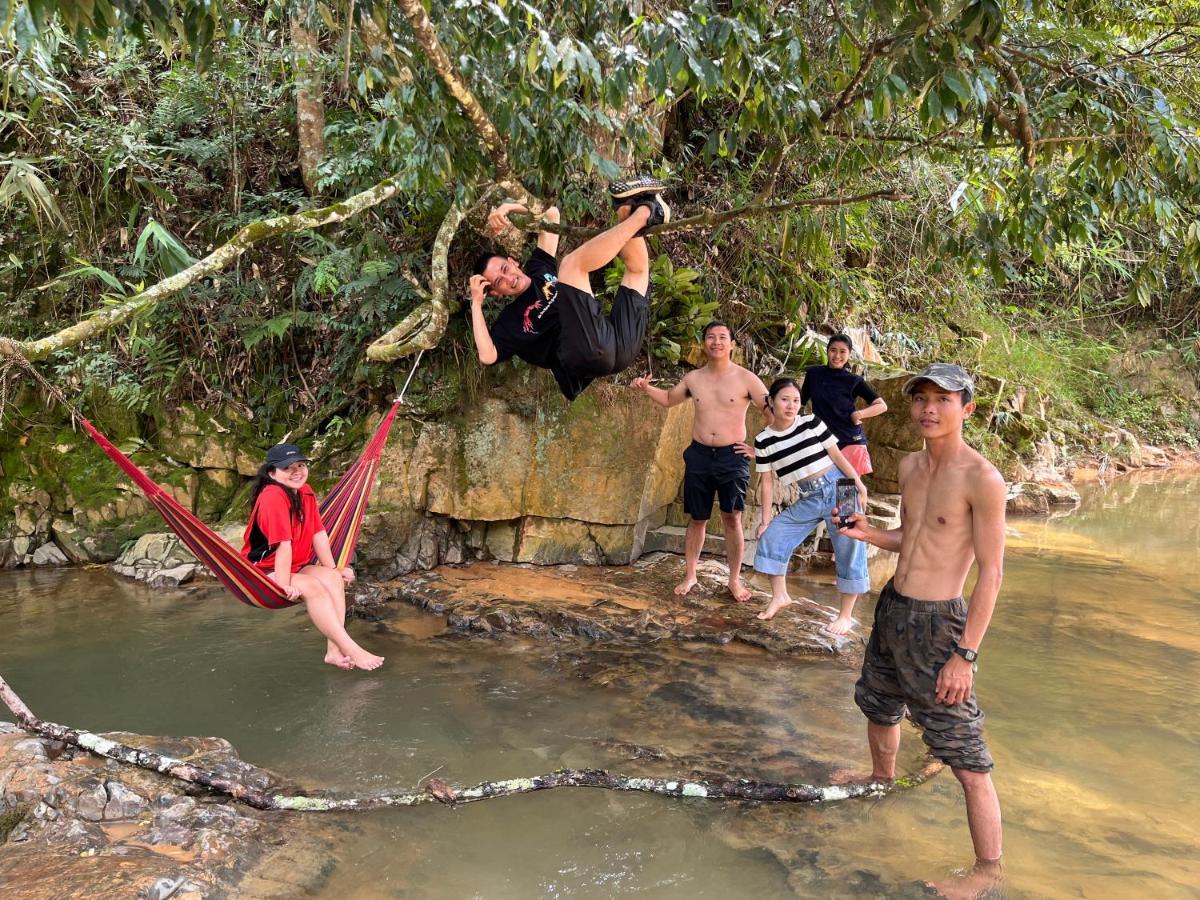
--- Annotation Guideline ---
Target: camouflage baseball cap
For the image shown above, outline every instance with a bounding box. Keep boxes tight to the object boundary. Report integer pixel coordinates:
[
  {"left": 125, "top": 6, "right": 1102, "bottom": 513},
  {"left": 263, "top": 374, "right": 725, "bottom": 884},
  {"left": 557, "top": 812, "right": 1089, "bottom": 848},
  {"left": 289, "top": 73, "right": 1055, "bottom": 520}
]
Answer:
[{"left": 902, "top": 363, "right": 975, "bottom": 401}]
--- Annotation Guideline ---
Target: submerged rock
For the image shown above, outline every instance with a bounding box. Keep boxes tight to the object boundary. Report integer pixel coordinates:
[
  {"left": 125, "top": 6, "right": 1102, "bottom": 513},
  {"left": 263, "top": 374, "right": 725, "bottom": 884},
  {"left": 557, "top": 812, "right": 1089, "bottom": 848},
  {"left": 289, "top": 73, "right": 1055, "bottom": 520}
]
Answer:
[
  {"left": 363, "top": 555, "right": 874, "bottom": 656},
  {"left": 0, "top": 725, "right": 335, "bottom": 898}
]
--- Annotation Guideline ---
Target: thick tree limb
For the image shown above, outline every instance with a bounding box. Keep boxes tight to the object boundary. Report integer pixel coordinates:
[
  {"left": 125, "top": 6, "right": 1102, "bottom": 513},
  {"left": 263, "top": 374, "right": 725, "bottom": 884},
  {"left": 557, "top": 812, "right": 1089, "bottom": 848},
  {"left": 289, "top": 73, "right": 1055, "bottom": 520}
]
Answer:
[
  {"left": 512, "top": 189, "right": 908, "bottom": 239},
  {"left": 0, "top": 674, "right": 942, "bottom": 812},
  {"left": 365, "top": 199, "right": 466, "bottom": 362},
  {"left": 986, "top": 49, "right": 1038, "bottom": 168},
  {"left": 393, "top": 0, "right": 539, "bottom": 214},
  {"left": 8, "top": 175, "right": 407, "bottom": 361}
]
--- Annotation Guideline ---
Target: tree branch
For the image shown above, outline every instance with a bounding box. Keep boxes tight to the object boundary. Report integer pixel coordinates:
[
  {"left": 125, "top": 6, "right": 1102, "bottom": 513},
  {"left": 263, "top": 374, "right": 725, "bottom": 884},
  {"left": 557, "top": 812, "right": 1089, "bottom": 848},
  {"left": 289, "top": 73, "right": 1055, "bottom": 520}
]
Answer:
[
  {"left": 512, "top": 190, "right": 909, "bottom": 239},
  {"left": 365, "top": 199, "right": 467, "bottom": 362},
  {"left": 0, "top": 673, "right": 943, "bottom": 812},
  {"left": 8, "top": 174, "right": 407, "bottom": 361},
  {"left": 393, "top": 0, "right": 541, "bottom": 212},
  {"left": 821, "top": 36, "right": 897, "bottom": 123},
  {"left": 986, "top": 49, "right": 1038, "bottom": 167}
]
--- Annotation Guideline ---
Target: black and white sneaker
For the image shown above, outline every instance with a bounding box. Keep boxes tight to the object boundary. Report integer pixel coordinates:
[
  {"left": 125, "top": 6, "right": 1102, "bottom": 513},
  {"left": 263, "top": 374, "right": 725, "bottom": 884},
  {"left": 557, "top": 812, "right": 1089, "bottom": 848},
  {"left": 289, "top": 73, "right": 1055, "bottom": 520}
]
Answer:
[
  {"left": 609, "top": 175, "right": 668, "bottom": 207},
  {"left": 634, "top": 193, "right": 670, "bottom": 232}
]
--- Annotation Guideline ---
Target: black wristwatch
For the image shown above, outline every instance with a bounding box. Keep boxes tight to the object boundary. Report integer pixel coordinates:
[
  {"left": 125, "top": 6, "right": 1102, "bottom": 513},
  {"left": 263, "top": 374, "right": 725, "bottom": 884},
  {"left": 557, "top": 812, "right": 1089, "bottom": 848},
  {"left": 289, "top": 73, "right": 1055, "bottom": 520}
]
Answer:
[{"left": 953, "top": 646, "right": 979, "bottom": 663}]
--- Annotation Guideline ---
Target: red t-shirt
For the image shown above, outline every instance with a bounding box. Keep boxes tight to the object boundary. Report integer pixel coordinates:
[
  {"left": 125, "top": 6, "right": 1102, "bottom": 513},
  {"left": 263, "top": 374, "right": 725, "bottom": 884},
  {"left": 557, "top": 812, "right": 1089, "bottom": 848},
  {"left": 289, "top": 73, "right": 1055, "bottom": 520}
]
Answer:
[{"left": 241, "top": 483, "right": 326, "bottom": 573}]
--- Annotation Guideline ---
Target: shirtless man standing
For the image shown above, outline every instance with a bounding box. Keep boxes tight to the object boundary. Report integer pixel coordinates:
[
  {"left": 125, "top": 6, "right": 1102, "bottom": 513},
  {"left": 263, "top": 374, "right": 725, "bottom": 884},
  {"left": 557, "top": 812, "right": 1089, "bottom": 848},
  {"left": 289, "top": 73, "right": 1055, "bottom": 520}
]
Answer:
[
  {"left": 838, "top": 363, "right": 1006, "bottom": 897},
  {"left": 632, "top": 321, "right": 771, "bottom": 602}
]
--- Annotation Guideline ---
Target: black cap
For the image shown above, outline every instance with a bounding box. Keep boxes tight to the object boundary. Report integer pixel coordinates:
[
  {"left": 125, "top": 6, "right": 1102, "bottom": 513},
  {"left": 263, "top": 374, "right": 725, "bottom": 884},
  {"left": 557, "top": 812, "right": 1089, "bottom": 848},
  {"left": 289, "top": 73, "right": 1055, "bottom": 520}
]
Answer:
[{"left": 265, "top": 443, "right": 311, "bottom": 468}]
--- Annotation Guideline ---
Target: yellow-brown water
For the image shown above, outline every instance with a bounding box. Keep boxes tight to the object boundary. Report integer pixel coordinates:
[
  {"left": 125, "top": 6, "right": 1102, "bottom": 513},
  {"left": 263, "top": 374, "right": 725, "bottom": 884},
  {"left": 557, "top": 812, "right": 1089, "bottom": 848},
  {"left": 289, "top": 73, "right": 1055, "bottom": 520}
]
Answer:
[{"left": 1, "top": 471, "right": 1197, "bottom": 897}]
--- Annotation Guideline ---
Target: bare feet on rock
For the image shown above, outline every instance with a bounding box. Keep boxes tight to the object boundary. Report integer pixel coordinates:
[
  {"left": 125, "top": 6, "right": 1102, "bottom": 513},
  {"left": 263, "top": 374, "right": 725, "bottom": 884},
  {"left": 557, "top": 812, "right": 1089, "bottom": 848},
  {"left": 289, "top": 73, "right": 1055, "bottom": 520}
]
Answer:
[
  {"left": 926, "top": 860, "right": 1002, "bottom": 899},
  {"left": 674, "top": 576, "right": 698, "bottom": 597},
  {"left": 324, "top": 651, "right": 355, "bottom": 670},
  {"left": 756, "top": 595, "right": 794, "bottom": 620},
  {"left": 727, "top": 578, "right": 751, "bottom": 603},
  {"left": 826, "top": 614, "right": 858, "bottom": 636}
]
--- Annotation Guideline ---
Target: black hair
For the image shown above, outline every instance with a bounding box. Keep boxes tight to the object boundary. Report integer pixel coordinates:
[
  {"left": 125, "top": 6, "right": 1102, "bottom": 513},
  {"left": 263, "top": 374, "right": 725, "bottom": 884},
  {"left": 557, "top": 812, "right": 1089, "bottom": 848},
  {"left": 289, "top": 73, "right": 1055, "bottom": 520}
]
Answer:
[
  {"left": 828, "top": 333, "right": 853, "bottom": 352},
  {"left": 472, "top": 251, "right": 501, "bottom": 278},
  {"left": 701, "top": 320, "right": 733, "bottom": 340},
  {"left": 908, "top": 379, "right": 973, "bottom": 405},
  {"left": 249, "top": 463, "right": 304, "bottom": 523},
  {"left": 767, "top": 377, "right": 802, "bottom": 402}
]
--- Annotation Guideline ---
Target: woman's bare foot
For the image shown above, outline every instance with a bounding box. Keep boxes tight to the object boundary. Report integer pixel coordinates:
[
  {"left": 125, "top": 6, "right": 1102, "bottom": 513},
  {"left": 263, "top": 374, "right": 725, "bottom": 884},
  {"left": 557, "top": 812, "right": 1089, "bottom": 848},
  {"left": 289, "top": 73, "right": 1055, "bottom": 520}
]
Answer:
[
  {"left": 826, "top": 614, "right": 858, "bottom": 635},
  {"left": 324, "top": 650, "right": 355, "bottom": 670},
  {"left": 756, "top": 595, "right": 794, "bottom": 620},
  {"left": 346, "top": 646, "right": 385, "bottom": 671},
  {"left": 674, "top": 576, "right": 698, "bottom": 597},
  {"left": 727, "top": 578, "right": 751, "bottom": 603}
]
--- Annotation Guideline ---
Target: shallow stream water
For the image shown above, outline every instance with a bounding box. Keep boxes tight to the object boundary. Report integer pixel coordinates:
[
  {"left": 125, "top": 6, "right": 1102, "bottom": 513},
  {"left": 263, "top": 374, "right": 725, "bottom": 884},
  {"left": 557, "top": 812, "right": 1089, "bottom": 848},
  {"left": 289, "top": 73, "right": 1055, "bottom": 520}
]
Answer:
[{"left": 1, "top": 472, "right": 1197, "bottom": 897}]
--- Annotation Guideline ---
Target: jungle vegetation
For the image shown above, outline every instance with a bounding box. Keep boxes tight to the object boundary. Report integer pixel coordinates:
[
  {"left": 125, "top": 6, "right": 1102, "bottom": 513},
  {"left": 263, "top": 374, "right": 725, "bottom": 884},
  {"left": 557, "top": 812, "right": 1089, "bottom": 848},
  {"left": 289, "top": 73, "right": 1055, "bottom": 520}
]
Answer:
[{"left": 1, "top": 0, "right": 1198, "bottom": 450}]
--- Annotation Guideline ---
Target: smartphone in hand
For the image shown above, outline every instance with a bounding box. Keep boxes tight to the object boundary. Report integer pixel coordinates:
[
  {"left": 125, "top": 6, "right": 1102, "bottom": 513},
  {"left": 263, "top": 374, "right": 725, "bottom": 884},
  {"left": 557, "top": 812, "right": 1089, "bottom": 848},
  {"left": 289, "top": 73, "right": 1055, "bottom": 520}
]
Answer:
[{"left": 835, "top": 478, "right": 858, "bottom": 530}]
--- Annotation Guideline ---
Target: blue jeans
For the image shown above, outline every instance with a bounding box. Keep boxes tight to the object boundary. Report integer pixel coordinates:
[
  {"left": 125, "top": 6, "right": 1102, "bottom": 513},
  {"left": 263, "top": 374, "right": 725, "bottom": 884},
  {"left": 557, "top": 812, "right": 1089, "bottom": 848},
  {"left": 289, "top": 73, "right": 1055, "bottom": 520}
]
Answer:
[{"left": 753, "top": 468, "right": 870, "bottom": 594}]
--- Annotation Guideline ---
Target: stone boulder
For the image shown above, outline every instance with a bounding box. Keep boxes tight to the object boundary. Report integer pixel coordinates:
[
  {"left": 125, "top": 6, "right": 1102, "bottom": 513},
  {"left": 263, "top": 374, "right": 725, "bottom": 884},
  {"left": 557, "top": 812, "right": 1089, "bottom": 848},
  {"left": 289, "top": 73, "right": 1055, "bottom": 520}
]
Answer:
[
  {"left": 110, "top": 524, "right": 245, "bottom": 586},
  {"left": 365, "top": 384, "right": 694, "bottom": 570},
  {"left": 0, "top": 725, "right": 334, "bottom": 898},
  {"left": 860, "top": 372, "right": 924, "bottom": 493},
  {"left": 1006, "top": 480, "right": 1081, "bottom": 515}
]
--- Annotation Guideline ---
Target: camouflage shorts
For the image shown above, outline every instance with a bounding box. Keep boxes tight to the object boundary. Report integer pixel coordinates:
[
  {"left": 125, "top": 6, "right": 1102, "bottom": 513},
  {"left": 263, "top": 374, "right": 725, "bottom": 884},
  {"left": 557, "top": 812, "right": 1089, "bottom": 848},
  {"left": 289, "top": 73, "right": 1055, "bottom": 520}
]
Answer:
[{"left": 854, "top": 579, "right": 994, "bottom": 773}]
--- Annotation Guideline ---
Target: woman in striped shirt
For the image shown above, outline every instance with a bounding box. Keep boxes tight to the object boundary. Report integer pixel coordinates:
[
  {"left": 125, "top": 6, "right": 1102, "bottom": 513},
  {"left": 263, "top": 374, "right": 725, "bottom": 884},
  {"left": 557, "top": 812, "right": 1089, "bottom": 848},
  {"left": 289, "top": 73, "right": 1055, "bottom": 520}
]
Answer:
[{"left": 752, "top": 377, "right": 869, "bottom": 627}]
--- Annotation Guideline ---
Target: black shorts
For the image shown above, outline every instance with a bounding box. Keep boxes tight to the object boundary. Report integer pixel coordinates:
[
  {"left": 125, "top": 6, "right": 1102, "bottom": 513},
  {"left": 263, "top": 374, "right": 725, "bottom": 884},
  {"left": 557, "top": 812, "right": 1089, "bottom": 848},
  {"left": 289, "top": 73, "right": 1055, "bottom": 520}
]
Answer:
[
  {"left": 682, "top": 441, "right": 751, "bottom": 521},
  {"left": 556, "top": 282, "right": 651, "bottom": 377}
]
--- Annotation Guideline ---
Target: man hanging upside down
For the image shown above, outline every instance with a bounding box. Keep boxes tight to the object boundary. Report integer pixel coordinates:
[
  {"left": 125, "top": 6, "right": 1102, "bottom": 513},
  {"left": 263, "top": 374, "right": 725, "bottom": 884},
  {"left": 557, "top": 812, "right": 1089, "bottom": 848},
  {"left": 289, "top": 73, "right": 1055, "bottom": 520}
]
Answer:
[{"left": 468, "top": 177, "right": 670, "bottom": 401}]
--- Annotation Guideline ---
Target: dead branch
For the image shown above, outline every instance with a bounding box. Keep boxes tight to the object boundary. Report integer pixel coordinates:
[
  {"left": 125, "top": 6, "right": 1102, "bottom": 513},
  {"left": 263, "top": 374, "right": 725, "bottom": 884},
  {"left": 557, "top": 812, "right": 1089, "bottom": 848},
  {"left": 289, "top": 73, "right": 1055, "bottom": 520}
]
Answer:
[
  {"left": 0, "top": 673, "right": 942, "bottom": 812},
  {"left": 8, "top": 174, "right": 407, "bottom": 361}
]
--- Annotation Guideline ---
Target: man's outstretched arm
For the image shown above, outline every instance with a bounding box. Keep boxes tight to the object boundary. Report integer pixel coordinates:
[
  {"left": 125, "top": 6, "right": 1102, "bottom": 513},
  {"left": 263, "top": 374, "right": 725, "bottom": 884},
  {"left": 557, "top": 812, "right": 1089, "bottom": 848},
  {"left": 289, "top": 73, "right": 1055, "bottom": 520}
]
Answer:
[
  {"left": 631, "top": 374, "right": 689, "bottom": 408},
  {"left": 468, "top": 275, "right": 499, "bottom": 365}
]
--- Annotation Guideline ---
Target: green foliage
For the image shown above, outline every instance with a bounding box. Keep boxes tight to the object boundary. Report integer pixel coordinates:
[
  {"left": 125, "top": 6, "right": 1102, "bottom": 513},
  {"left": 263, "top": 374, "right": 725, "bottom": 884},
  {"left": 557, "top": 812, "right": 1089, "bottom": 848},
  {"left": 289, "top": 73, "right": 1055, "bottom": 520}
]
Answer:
[
  {"left": 603, "top": 255, "right": 717, "bottom": 364},
  {"left": 2, "top": 0, "right": 1198, "bottom": 452}
]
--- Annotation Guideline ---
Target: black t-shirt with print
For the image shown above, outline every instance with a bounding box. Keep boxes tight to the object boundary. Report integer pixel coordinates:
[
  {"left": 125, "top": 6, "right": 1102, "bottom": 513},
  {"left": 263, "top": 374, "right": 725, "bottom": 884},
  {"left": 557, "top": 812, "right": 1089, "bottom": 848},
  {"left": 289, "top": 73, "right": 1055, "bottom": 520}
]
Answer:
[
  {"left": 800, "top": 364, "right": 881, "bottom": 447},
  {"left": 487, "top": 248, "right": 592, "bottom": 401}
]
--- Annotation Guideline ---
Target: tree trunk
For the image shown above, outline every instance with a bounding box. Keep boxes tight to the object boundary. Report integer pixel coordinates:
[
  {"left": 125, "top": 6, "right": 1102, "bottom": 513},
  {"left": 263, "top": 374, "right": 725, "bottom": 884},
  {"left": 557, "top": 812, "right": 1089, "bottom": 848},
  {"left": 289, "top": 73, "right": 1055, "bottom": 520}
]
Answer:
[{"left": 291, "top": 16, "right": 327, "bottom": 196}]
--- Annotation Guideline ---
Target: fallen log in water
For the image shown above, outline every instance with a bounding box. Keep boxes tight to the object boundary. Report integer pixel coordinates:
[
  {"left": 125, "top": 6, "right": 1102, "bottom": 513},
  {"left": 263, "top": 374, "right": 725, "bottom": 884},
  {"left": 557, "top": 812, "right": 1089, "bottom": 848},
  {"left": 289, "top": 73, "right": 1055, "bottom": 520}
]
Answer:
[{"left": 0, "top": 674, "right": 941, "bottom": 811}]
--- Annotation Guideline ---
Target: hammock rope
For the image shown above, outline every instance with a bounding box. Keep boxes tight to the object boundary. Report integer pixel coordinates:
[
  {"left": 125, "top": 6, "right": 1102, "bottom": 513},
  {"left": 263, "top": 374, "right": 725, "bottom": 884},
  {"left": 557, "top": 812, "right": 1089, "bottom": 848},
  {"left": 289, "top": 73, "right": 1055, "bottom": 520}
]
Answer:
[{"left": 0, "top": 339, "right": 422, "bottom": 609}]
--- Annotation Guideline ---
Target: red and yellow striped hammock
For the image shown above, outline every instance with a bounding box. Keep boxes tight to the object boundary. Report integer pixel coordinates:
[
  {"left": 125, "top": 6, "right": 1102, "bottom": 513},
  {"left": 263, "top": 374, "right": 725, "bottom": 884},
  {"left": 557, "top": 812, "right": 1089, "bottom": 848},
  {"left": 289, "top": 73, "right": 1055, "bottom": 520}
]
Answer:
[{"left": 83, "top": 400, "right": 403, "bottom": 609}]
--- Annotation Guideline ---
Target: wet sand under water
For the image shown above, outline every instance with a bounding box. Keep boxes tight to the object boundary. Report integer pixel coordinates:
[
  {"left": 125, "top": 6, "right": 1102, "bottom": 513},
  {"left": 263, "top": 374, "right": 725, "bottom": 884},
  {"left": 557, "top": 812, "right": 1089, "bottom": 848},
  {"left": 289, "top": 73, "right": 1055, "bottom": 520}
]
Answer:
[{"left": 0, "top": 470, "right": 1197, "bottom": 897}]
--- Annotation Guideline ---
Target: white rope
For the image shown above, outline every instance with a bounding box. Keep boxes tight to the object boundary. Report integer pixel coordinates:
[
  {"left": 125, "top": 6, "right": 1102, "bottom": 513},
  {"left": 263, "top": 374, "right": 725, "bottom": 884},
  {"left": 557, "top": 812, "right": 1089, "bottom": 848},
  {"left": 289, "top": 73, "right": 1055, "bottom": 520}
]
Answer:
[{"left": 394, "top": 349, "right": 425, "bottom": 404}]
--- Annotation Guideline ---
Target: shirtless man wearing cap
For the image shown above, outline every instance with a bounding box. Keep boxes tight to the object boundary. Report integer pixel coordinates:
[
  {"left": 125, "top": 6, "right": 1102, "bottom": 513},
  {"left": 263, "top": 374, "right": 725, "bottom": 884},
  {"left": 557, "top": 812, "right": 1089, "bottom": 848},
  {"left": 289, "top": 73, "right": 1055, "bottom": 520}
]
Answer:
[{"left": 837, "top": 363, "right": 1006, "bottom": 897}]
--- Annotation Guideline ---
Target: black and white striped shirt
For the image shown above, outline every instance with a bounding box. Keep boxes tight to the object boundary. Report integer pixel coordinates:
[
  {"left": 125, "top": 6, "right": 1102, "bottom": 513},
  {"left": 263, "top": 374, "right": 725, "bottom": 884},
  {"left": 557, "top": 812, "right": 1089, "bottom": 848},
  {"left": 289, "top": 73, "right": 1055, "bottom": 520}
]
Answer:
[{"left": 754, "top": 415, "right": 839, "bottom": 486}]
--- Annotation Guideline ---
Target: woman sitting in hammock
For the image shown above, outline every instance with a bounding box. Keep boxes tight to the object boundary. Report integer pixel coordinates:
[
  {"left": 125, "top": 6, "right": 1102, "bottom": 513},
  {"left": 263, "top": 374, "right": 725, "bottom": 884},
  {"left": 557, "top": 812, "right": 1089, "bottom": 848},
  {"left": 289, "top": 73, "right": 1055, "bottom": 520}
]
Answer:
[{"left": 241, "top": 443, "right": 385, "bottom": 671}]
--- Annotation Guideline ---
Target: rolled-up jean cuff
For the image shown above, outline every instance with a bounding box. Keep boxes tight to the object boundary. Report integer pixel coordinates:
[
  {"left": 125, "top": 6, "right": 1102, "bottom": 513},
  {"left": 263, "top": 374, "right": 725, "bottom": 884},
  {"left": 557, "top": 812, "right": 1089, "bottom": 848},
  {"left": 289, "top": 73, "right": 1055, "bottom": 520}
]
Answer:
[
  {"left": 835, "top": 575, "right": 871, "bottom": 594},
  {"left": 752, "top": 550, "right": 790, "bottom": 576}
]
